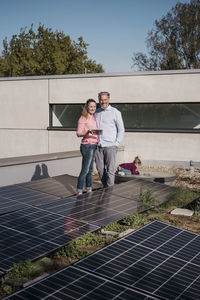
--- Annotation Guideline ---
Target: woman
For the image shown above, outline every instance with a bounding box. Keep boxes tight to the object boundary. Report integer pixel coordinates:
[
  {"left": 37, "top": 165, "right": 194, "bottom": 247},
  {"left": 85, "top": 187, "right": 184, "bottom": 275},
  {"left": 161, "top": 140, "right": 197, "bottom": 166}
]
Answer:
[{"left": 76, "top": 99, "right": 98, "bottom": 195}]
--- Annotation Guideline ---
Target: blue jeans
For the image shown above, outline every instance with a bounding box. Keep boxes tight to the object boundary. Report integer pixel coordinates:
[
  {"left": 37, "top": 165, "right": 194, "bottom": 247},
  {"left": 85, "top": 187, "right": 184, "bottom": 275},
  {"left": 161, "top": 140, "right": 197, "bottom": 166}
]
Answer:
[
  {"left": 77, "top": 144, "right": 97, "bottom": 192},
  {"left": 118, "top": 166, "right": 132, "bottom": 175}
]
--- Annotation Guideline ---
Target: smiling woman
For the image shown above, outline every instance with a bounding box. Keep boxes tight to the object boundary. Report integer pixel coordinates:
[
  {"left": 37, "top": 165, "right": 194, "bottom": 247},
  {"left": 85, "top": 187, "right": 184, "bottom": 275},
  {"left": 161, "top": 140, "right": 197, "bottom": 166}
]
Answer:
[{"left": 76, "top": 99, "right": 98, "bottom": 195}]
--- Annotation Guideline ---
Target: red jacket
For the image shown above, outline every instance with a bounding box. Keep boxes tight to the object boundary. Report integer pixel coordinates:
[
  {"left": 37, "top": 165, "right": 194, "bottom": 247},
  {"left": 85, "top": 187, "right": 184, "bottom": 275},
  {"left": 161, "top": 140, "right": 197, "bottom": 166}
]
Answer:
[{"left": 119, "top": 162, "right": 139, "bottom": 174}]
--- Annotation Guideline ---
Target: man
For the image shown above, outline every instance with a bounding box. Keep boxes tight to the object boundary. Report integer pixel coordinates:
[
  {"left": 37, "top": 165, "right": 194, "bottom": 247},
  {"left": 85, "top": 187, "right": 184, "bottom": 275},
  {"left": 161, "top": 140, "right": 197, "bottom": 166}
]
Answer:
[{"left": 95, "top": 91, "right": 125, "bottom": 187}]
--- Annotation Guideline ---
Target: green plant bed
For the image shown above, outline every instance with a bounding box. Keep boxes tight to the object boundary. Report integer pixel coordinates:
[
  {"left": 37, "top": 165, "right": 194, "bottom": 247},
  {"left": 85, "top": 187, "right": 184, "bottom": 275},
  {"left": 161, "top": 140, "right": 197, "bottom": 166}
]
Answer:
[
  {"left": 103, "top": 222, "right": 129, "bottom": 233},
  {"left": 53, "top": 232, "right": 115, "bottom": 259},
  {"left": 122, "top": 213, "right": 148, "bottom": 227}
]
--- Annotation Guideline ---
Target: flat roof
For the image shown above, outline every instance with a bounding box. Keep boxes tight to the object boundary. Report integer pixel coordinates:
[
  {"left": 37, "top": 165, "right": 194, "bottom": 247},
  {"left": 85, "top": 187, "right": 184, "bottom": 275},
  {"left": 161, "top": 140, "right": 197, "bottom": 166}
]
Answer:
[{"left": 0, "top": 68, "right": 200, "bottom": 81}]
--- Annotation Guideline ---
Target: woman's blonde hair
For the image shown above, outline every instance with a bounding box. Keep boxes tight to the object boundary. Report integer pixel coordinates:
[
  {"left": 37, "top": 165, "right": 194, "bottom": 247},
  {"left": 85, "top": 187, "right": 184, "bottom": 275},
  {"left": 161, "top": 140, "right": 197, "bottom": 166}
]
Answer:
[
  {"left": 133, "top": 156, "right": 141, "bottom": 165},
  {"left": 82, "top": 99, "right": 96, "bottom": 118}
]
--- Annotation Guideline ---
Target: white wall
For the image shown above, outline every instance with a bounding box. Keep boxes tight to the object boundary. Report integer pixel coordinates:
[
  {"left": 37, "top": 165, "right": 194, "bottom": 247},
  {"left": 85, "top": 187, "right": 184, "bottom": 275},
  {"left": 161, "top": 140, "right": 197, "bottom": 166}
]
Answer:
[
  {"left": 0, "top": 70, "right": 200, "bottom": 163},
  {"left": 49, "top": 72, "right": 200, "bottom": 103},
  {"left": 123, "top": 132, "right": 199, "bottom": 163},
  {"left": 0, "top": 79, "right": 49, "bottom": 158}
]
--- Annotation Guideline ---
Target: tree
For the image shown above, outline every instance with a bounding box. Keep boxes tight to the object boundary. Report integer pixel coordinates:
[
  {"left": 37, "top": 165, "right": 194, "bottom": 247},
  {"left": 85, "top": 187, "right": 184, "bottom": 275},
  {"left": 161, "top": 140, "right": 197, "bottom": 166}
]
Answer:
[
  {"left": 132, "top": 0, "right": 200, "bottom": 71},
  {"left": 0, "top": 25, "right": 104, "bottom": 77}
]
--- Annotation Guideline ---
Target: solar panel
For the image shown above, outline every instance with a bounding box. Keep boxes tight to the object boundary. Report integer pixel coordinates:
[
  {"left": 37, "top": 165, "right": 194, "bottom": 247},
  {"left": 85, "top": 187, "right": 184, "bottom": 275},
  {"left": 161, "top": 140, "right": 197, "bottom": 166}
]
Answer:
[
  {"left": 0, "top": 195, "right": 29, "bottom": 215},
  {"left": 0, "top": 207, "right": 99, "bottom": 271},
  {"left": 37, "top": 190, "right": 147, "bottom": 227},
  {"left": 19, "top": 174, "right": 102, "bottom": 198},
  {"left": 0, "top": 184, "right": 60, "bottom": 206},
  {"left": 103, "top": 178, "right": 175, "bottom": 205},
  {"left": 5, "top": 266, "right": 158, "bottom": 300},
  {"left": 37, "top": 178, "right": 174, "bottom": 227},
  {"left": 75, "top": 221, "right": 200, "bottom": 300}
]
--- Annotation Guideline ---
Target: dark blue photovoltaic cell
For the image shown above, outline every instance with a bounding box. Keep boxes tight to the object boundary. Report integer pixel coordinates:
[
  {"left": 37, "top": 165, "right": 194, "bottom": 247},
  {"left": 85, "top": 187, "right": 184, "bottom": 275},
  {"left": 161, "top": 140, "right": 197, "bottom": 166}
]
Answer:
[{"left": 176, "top": 275, "right": 200, "bottom": 300}]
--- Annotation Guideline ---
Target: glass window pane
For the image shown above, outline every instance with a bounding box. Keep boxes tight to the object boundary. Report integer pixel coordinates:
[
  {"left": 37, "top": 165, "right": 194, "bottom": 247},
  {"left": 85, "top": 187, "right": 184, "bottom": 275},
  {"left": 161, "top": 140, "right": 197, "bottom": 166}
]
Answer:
[
  {"left": 52, "top": 104, "right": 83, "bottom": 127},
  {"left": 113, "top": 103, "right": 200, "bottom": 130},
  {"left": 50, "top": 103, "right": 200, "bottom": 131}
]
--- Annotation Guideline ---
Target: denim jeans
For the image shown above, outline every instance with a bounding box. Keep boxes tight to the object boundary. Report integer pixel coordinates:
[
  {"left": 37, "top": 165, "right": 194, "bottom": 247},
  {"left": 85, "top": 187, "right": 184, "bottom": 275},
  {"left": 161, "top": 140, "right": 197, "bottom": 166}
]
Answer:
[
  {"left": 77, "top": 143, "right": 97, "bottom": 192},
  {"left": 118, "top": 166, "right": 132, "bottom": 175}
]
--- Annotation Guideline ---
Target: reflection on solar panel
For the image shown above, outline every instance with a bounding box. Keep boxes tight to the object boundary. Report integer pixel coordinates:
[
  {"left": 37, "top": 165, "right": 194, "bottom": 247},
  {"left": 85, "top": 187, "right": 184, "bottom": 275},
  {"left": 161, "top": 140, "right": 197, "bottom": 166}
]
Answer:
[
  {"left": 75, "top": 221, "right": 200, "bottom": 300},
  {"left": 37, "top": 179, "right": 174, "bottom": 227},
  {"left": 104, "top": 178, "right": 174, "bottom": 205},
  {"left": 20, "top": 174, "right": 102, "bottom": 198},
  {"left": 37, "top": 192, "right": 146, "bottom": 227},
  {"left": 0, "top": 207, "right": 99, "bottom": 271},
  {"left": 5, "top": 266, "right": 158, "bottom": 300}
]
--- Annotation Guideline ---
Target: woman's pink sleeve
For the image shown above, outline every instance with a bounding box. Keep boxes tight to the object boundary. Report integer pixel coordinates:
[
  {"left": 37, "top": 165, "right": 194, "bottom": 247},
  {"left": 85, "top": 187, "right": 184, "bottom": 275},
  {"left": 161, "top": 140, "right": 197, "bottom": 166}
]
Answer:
[{"left": 76, "top": 117, "right": 85, "bottom": 137}]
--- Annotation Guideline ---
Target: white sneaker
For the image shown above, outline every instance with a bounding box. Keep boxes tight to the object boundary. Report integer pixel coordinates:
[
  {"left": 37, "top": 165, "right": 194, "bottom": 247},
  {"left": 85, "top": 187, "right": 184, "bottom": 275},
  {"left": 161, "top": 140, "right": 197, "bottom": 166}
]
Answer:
[{"left": 118, "top": 171, "right": 125, "bottom": 176}]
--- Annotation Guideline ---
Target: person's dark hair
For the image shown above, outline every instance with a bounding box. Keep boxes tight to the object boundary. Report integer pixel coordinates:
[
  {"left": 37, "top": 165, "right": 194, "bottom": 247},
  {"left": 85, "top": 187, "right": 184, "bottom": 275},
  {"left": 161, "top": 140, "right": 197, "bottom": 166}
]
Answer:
[
  {"left": 98, "top": 91, "right": 110, "bottom": 100},
  {"left": 82, "top": 98, "right": 96, "bottom": 118}
]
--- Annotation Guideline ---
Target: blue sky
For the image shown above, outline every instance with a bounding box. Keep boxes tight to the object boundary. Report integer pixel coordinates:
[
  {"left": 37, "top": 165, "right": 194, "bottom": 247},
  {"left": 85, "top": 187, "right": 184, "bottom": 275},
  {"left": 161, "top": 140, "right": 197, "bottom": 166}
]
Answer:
[{"left": 0, "top": 0, "right": 190, "bottom": 73}]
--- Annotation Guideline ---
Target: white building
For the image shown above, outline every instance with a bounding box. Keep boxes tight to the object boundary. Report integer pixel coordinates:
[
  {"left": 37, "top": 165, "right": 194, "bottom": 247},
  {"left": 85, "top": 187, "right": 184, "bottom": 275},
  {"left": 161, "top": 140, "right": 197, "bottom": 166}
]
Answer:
[{"left": 0, "top": 70, "right": 199, "bottom": 186}]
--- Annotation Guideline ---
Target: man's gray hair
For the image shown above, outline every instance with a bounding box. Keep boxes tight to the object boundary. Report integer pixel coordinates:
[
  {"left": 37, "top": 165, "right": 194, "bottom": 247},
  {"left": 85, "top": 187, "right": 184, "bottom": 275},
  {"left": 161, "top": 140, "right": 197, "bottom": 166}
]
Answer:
[{"left": 98, "top": 91, "right": 110, "bottom": 100}]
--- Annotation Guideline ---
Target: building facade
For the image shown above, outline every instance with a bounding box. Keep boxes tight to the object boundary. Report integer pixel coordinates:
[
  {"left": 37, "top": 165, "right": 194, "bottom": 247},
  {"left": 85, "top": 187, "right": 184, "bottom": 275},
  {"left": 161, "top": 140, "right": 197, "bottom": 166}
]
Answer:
[{"left": 0, "top": 70, "right": 200, "bottom": 166}]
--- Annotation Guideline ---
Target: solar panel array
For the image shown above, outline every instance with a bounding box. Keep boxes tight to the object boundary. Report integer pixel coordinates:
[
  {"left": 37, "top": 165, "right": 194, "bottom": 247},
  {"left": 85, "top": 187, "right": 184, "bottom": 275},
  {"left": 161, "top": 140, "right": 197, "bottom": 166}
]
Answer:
[
  {"left": 5, "top": 221, "right": 200, "bottom": 300},
  {"left": 0, "top": 175, "right": 175, "bottom": 273},
  {"left": 5, "top": 266, "right": 158, "bottom": 300},
  {"left": 20, "top": 174, "right": 102, "bottom": 198},
  {"left": 0, "top": 207, "right": 98, "bottom": 271},
  {"left": 75, "top": 220, "right": 200, "bottom": 300}
]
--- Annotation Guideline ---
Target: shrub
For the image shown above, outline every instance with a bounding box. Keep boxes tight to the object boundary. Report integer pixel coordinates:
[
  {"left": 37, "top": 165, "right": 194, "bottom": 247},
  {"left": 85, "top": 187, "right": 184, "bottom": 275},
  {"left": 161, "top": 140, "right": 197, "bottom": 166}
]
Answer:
[
  {"left": 139, "top": 187, "right": 157, "bottom": 206},
  {"left": 103, "top": 222, "right": 129, "bottom": 233},
  {"left": 122, "top": 213, "right": 147, "bottom": 227},
  {"left": 9, "top": 261, "right": 33, "bottom": 279},
  {"left": 54, "top": 233, "right": 106, "bottom": 259}
]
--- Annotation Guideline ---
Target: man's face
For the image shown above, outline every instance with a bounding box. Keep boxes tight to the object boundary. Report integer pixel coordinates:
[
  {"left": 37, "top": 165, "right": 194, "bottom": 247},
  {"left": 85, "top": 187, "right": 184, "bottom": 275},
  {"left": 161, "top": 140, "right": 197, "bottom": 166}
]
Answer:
[{"left": 99, "top": 94, "right": 110, "bottom": 110}]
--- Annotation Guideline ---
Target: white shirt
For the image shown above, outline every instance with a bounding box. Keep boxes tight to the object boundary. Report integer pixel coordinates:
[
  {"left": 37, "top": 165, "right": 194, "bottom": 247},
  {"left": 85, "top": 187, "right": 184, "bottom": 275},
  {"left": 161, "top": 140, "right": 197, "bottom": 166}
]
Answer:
[{"left": 95, "top": 105, "right": 124, "bottom": 147}]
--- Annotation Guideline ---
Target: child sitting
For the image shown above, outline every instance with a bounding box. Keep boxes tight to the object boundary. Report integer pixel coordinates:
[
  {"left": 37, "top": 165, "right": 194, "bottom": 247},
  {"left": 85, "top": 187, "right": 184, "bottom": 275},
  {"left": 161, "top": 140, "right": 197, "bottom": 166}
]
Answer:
[{"left": 118, "top": 156, "right": 141, "bottom": 175}]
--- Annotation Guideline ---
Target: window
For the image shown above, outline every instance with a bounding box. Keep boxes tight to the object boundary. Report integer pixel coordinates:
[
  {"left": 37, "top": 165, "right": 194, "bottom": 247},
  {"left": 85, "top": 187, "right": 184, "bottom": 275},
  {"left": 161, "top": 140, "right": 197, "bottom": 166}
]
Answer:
[
  {"left": 113, "top": 103, "right": 200, "bottom": 131},
  {"left": 50, "top": 104, "right": 83, "bottom": 129},
  {"left": 49, "top": 103, "right": 200, "bottom": 132}
]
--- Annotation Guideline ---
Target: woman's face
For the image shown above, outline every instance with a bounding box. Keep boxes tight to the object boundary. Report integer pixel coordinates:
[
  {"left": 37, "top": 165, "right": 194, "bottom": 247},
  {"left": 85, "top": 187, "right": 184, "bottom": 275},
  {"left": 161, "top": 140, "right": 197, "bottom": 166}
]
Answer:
[{"left": 87, "top": 102, "right": 96, "bottom": 115}]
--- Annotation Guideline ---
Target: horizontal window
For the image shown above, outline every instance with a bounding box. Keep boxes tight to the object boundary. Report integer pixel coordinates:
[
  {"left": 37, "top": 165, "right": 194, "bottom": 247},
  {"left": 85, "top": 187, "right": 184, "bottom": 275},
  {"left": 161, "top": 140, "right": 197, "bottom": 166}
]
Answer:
[{"left": 49, "top": 103, "right": 200, "bottom": 132}]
